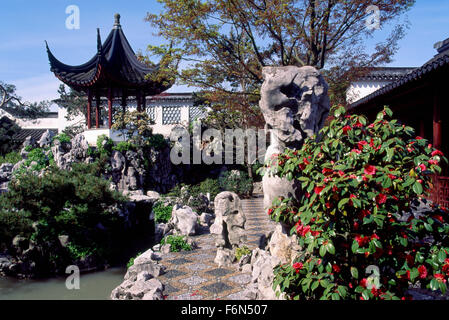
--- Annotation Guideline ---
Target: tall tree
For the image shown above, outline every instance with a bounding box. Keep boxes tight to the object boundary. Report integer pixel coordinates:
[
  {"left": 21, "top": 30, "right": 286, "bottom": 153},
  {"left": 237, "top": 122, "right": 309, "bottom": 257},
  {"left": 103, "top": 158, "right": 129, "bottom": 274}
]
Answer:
[
  {"left": 145, "top": 0, "right": 414, "bottom": 111},
  {"left": 0, "top": 81, "right": 50, "bottom": 119}
]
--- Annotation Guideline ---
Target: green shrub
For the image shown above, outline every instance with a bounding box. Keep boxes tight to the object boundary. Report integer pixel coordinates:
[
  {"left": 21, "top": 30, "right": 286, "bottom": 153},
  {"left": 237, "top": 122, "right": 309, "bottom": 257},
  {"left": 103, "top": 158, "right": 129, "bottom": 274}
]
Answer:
[
  {"left": 112, "top": 141, "right": 136, "bottom": 153},
  {"left": 0, "top": 116, "right": 21, "bottom": 156},
  {"left": 219, "top": 170, "right": 253, "bottom": 197},
  {"left": 160, "top": 235, "right": 192, "bottom": 252},
  {"left": 235, "top": 246, "right": 251, "bottom": 261},
  {"left": 199, "top": 178, "right": 221, "bottom": 200},
  {"left": 153, "top": 203, "right": 173, "bottom": 223},
  {"left": 0, "top": 151, "right": 21, "bottom": 165},
  {"left": 0, "top": 164, "right": 127, "bottom": 268},
  {"left": 24, "top": 147, "right": 50, "bottom": 171},
  {"left": 268, "top": 106, "right": 449, "bottom": 300},
  {"left": 97, "top": 135, "right": 114, "bottom": 156},
  {"left": 126, "top": 251, "right": 143, "bottom": 269},
  {"left": 148, "top": 134, "right": 168, "bottom": 150},
  {"left": 52, "top": 133, "right": 71, "bottom": 144}
]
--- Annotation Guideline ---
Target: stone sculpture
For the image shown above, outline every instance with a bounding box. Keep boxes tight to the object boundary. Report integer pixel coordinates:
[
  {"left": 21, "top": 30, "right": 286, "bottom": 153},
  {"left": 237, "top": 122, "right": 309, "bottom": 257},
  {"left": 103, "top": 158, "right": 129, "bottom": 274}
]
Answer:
[
  {"left": 260, "top": 65, "right": 330, "bottom": 211},
  {"left": 210, "top": 191, "right": 246, "bottom": 266}
]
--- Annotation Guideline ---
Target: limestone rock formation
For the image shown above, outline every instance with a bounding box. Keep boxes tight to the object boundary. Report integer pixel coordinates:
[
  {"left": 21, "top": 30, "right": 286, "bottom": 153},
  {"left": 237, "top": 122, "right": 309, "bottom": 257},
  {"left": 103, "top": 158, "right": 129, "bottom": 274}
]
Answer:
[
  {"left": 260, "top": 65, "right": 330, "bottom": 212},
  {"left": 168, "top": 205, "right": 199, "bottom": 236},
  {"left": 210, "top": 192, "right": 246, "bottom": 266},
  {"left": 111, "top": 249, "right": 166, "bottom": 300}
]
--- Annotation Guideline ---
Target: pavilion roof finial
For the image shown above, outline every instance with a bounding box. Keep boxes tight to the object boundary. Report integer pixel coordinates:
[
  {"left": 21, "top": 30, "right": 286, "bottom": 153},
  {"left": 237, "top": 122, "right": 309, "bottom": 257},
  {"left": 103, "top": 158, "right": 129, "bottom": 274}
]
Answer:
[{"left": 114, "top": 13, "right": 121, "bottom": 28}]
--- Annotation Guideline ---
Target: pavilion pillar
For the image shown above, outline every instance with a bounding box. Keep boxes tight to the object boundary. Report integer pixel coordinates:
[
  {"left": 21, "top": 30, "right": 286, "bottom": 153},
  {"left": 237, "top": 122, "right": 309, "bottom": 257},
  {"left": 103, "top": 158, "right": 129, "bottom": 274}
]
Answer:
[
  {"left": 87, "top": 90, "right": 92, "bottom": 129},
  {"left": 121, "top": 95, "right": 127, "bottom": 114},
  {"left": 108, "top": 88, "right": 113, "bottom": 129},
  {"left": 136, "top": 92, "right": 142, "bottom": 112},
  {"left": 142, "top": 94, "right": 146, "bottom": 111},
  {"left": 433, "top": 91, "right": 442, "bottom": 150},
  {"left": 95, "top": 94, "right": 101, "bottom": 129}
]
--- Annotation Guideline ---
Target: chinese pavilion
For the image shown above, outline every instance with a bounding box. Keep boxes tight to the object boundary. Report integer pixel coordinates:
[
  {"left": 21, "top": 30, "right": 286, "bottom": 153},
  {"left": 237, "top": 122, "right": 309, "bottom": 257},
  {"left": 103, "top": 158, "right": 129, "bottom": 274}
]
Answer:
[{"left": 46, "top": 13, "right": 173, "bottom": 130}]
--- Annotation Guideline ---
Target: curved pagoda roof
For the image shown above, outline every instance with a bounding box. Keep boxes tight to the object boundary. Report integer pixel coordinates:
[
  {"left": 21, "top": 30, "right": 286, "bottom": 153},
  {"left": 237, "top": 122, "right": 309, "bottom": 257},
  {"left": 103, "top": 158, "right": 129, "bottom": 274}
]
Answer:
[{"left": 46, "top": 14, "right": 173, "bottom": 97}]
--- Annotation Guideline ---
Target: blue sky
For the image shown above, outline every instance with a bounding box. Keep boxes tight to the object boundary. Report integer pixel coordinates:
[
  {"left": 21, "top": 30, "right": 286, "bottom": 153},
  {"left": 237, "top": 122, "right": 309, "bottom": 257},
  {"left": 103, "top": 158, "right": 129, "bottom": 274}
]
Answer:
[{"left": 1, "top": 0, "right": 448, "bottom": 102}]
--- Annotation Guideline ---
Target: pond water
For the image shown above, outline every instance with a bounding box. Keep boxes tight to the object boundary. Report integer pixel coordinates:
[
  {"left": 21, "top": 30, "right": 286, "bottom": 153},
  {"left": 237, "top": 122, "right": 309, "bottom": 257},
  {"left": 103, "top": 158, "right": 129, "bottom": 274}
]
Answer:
[{"left": 0, "top": 267, "right": 126, "bottom": 300}]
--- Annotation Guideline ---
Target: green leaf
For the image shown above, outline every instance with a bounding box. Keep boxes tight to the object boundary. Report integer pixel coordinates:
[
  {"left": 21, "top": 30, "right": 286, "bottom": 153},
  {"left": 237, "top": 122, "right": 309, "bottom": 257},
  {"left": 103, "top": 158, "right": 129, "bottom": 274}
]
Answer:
[
  {"left": 413, "top": 181, "right": 423, "bottom": 195},
  {"left": 351, "top": 241, "right": 359, "bottom": 254},
  {"left": 338, "top": 198, "right": 349, "bottom": 209},
  {"left": 430, "top": 278, "right": 438, "bottom": 291},
  {"left": 438, "top": 250, "right": 447, "bottom": 263},
  {"left": 403, "top": 178, "right": 415, "bottom": 188},
  {"left": 319, "top": 245, "right": 327, "bottom": 257},
  {"left": 327, "top": 242, "right": 335, "bottom": 255},
  {"left": 350, "top": 267, "right": 359, "bottom": 279},
  {"left": 311, "top": 280, "right": 320, "bottom": 292}
]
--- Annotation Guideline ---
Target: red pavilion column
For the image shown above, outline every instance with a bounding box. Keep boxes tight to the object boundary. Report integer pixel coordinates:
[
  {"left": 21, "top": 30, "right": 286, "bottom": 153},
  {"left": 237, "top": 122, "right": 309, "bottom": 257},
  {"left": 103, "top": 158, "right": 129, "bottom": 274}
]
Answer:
[
  {"left": 136, "top": 92, "right": 142, "bottom": 112},
  {"left": 87, "top": 89, "right": 92, "bottom": 129},
  {"left": 433, "top": 93, "right": 442, "bottom": 150},
  {"left": 95, "top": 94, "right": 100, "bottom": 129},
  {"left": 142, "top": 93, "right": 146, "bottom": 111},
  {"left": 108, "top": 88, "right": 113, "bottom": 129}
]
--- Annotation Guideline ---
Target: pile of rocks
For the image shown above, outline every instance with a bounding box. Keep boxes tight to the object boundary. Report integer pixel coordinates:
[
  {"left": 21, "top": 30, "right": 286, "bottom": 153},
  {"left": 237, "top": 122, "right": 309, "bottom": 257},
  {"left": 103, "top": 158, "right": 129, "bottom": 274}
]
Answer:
[{"left": 111, "top": 249, "right": 166, "bottom": 300}]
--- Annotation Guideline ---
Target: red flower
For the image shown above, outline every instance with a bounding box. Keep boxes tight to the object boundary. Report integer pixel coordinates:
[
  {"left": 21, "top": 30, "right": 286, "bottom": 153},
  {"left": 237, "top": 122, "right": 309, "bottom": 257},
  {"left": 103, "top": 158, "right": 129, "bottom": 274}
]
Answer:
[
  {"left": 343, "top": 125, "right": 352, "bottom": 135},
  {"left": 376, "top": 193, "right": 387, "bottom": 205},
  {"left": 442, "top": 263, "right": 449, "bottom": 277},
  {"left": 354, "top": 121, "right": 363, "bottom": 128},
  {"left": 416, "top": 163, "right": 427, "bottom": 172},
  {"left": 322, "top": 168, "right": 333, "bottom": 175},
  {"left": 416, "top": 136, "right": 424, "bottom": 140},
  {"left": 357, "top": 140, "right": 368, "bottom": 150},
  {"left": 364, "top": 164, "right": 377, "bottom": 176},
  {"left": 388, "top": 174, "right": 397, "bottom": 180},
  {"left": 360, "top": 278, "right": 368, "bottom": 288},
  {"left": 268, "top": 208, "right": 273, "bottom": 215},
  {"left": 351, "top": 149, "right": 361, "bottom": 154},
  {"left": 293, "top": 262, "right": 303, "bottom": 273},
  {"left": 295, "top": 222, "right": 311, "bottom": 237},
  {"left": 432, "top": 150, "right": 444, "bottom": 157},
  {"left": 429, "top": 159, "right": 439, "bottom": 165},
  {"left": 418, "top": 265, "right": 427, "bottom": 279},
  {"left": 355, "top": 235, "right": 369, "bottom": 247},
  {"left": 332, "top": 264, "right": 341, "bottom": 273},
  {"left": 314, "top": 186, "right": 325, "bottom": 195},
  {"left": 434, "top": 274, "right": 446, "bottom": 283}
]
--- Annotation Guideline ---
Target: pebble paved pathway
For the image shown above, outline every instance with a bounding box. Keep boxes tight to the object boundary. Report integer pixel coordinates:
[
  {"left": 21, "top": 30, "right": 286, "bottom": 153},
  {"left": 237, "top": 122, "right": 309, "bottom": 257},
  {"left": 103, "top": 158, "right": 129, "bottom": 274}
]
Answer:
[{"left": 160, "top": 194, "right": 276, "bottom": 300}]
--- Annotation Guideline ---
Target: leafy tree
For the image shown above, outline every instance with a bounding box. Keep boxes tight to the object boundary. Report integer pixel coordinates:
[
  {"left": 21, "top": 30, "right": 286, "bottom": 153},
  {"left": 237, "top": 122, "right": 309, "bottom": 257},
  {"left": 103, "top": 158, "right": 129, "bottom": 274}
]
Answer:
[
  {"left": 145, "top": 0, "right": 414, "bottom": 110},
  {"left": 53, "top": 84, "right": 86, "bottom": 137},
  {"left": 0, "top": 116, "right": 21, "bottom": 156},
  {"left": 0, "top": 81, "right": 50, "bottom": 119}
]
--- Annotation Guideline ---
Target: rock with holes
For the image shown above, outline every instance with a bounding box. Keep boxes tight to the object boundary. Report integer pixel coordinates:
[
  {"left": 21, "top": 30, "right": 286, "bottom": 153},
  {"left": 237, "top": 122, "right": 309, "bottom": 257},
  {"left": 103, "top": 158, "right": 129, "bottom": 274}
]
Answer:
[
  {"left": 168, "top": 205, "right": 198, "bottom": 236},
  {"left": 210, "top": 191, "right": 246, "bottom": 250},
  {"left": 260, "top": 65, "right": 330, "bottom": 213},
  {"left": 267, "top": 224, "right": 302, "bottom": 265}
]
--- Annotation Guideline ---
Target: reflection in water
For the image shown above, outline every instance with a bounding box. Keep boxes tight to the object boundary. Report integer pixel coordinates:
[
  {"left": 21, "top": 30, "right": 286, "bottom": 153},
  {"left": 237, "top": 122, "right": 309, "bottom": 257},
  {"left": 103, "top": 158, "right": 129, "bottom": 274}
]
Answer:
[{"left": 0, "top": 268, "right": 126, "bottom": 300}]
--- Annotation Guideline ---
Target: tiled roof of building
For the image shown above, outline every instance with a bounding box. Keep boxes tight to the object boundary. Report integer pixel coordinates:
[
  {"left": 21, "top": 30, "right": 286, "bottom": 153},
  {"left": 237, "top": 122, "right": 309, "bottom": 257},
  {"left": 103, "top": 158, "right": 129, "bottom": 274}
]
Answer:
[
  {"left": 351, "top": 45, "right": 449, "bottom": 109},
  {"left": 46, "top": 14, "right": 173, "bottom": 97},
  {"left": 12, "top": 129, "right": 58, "bottom": 144}
]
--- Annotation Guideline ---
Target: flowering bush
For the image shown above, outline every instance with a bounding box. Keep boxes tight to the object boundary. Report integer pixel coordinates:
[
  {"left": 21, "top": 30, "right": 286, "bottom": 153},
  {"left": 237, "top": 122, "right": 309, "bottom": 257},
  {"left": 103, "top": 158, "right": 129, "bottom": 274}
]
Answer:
[{"left": 267, "top": 106, "right": 449, "bottom": 300}]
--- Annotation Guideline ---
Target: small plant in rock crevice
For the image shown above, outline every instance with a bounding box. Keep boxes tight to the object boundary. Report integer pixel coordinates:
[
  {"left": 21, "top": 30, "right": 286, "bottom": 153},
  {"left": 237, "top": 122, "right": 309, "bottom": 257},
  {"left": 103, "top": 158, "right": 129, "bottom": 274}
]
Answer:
[{"left": 160, "top": 235, "right": 192, "bottom": 252}]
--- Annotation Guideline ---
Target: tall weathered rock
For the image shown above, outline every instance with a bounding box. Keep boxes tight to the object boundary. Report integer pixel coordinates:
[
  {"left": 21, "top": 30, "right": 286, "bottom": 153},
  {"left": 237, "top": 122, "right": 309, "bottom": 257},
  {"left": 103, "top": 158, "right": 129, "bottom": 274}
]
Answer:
[
  {"left": 210, "top": 191, "right": 246, "bottom": 266},
  {"left": 260, "top": 66, "right": 330, "bottom": 211}
]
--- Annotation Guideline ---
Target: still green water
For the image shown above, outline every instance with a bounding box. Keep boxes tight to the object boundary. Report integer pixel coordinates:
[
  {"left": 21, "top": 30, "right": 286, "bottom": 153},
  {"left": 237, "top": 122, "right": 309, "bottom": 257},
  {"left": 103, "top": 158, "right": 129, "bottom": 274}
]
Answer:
[{"left": 0, "top": 267, "right": 126, "bottom": 300}]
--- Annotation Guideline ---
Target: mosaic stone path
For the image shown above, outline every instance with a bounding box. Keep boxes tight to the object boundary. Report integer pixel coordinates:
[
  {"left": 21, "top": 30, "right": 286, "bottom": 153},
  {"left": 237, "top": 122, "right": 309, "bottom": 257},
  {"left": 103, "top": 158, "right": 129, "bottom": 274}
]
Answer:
[{"left": 160, "top": 194, "right": 276, "bottom": 300}]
